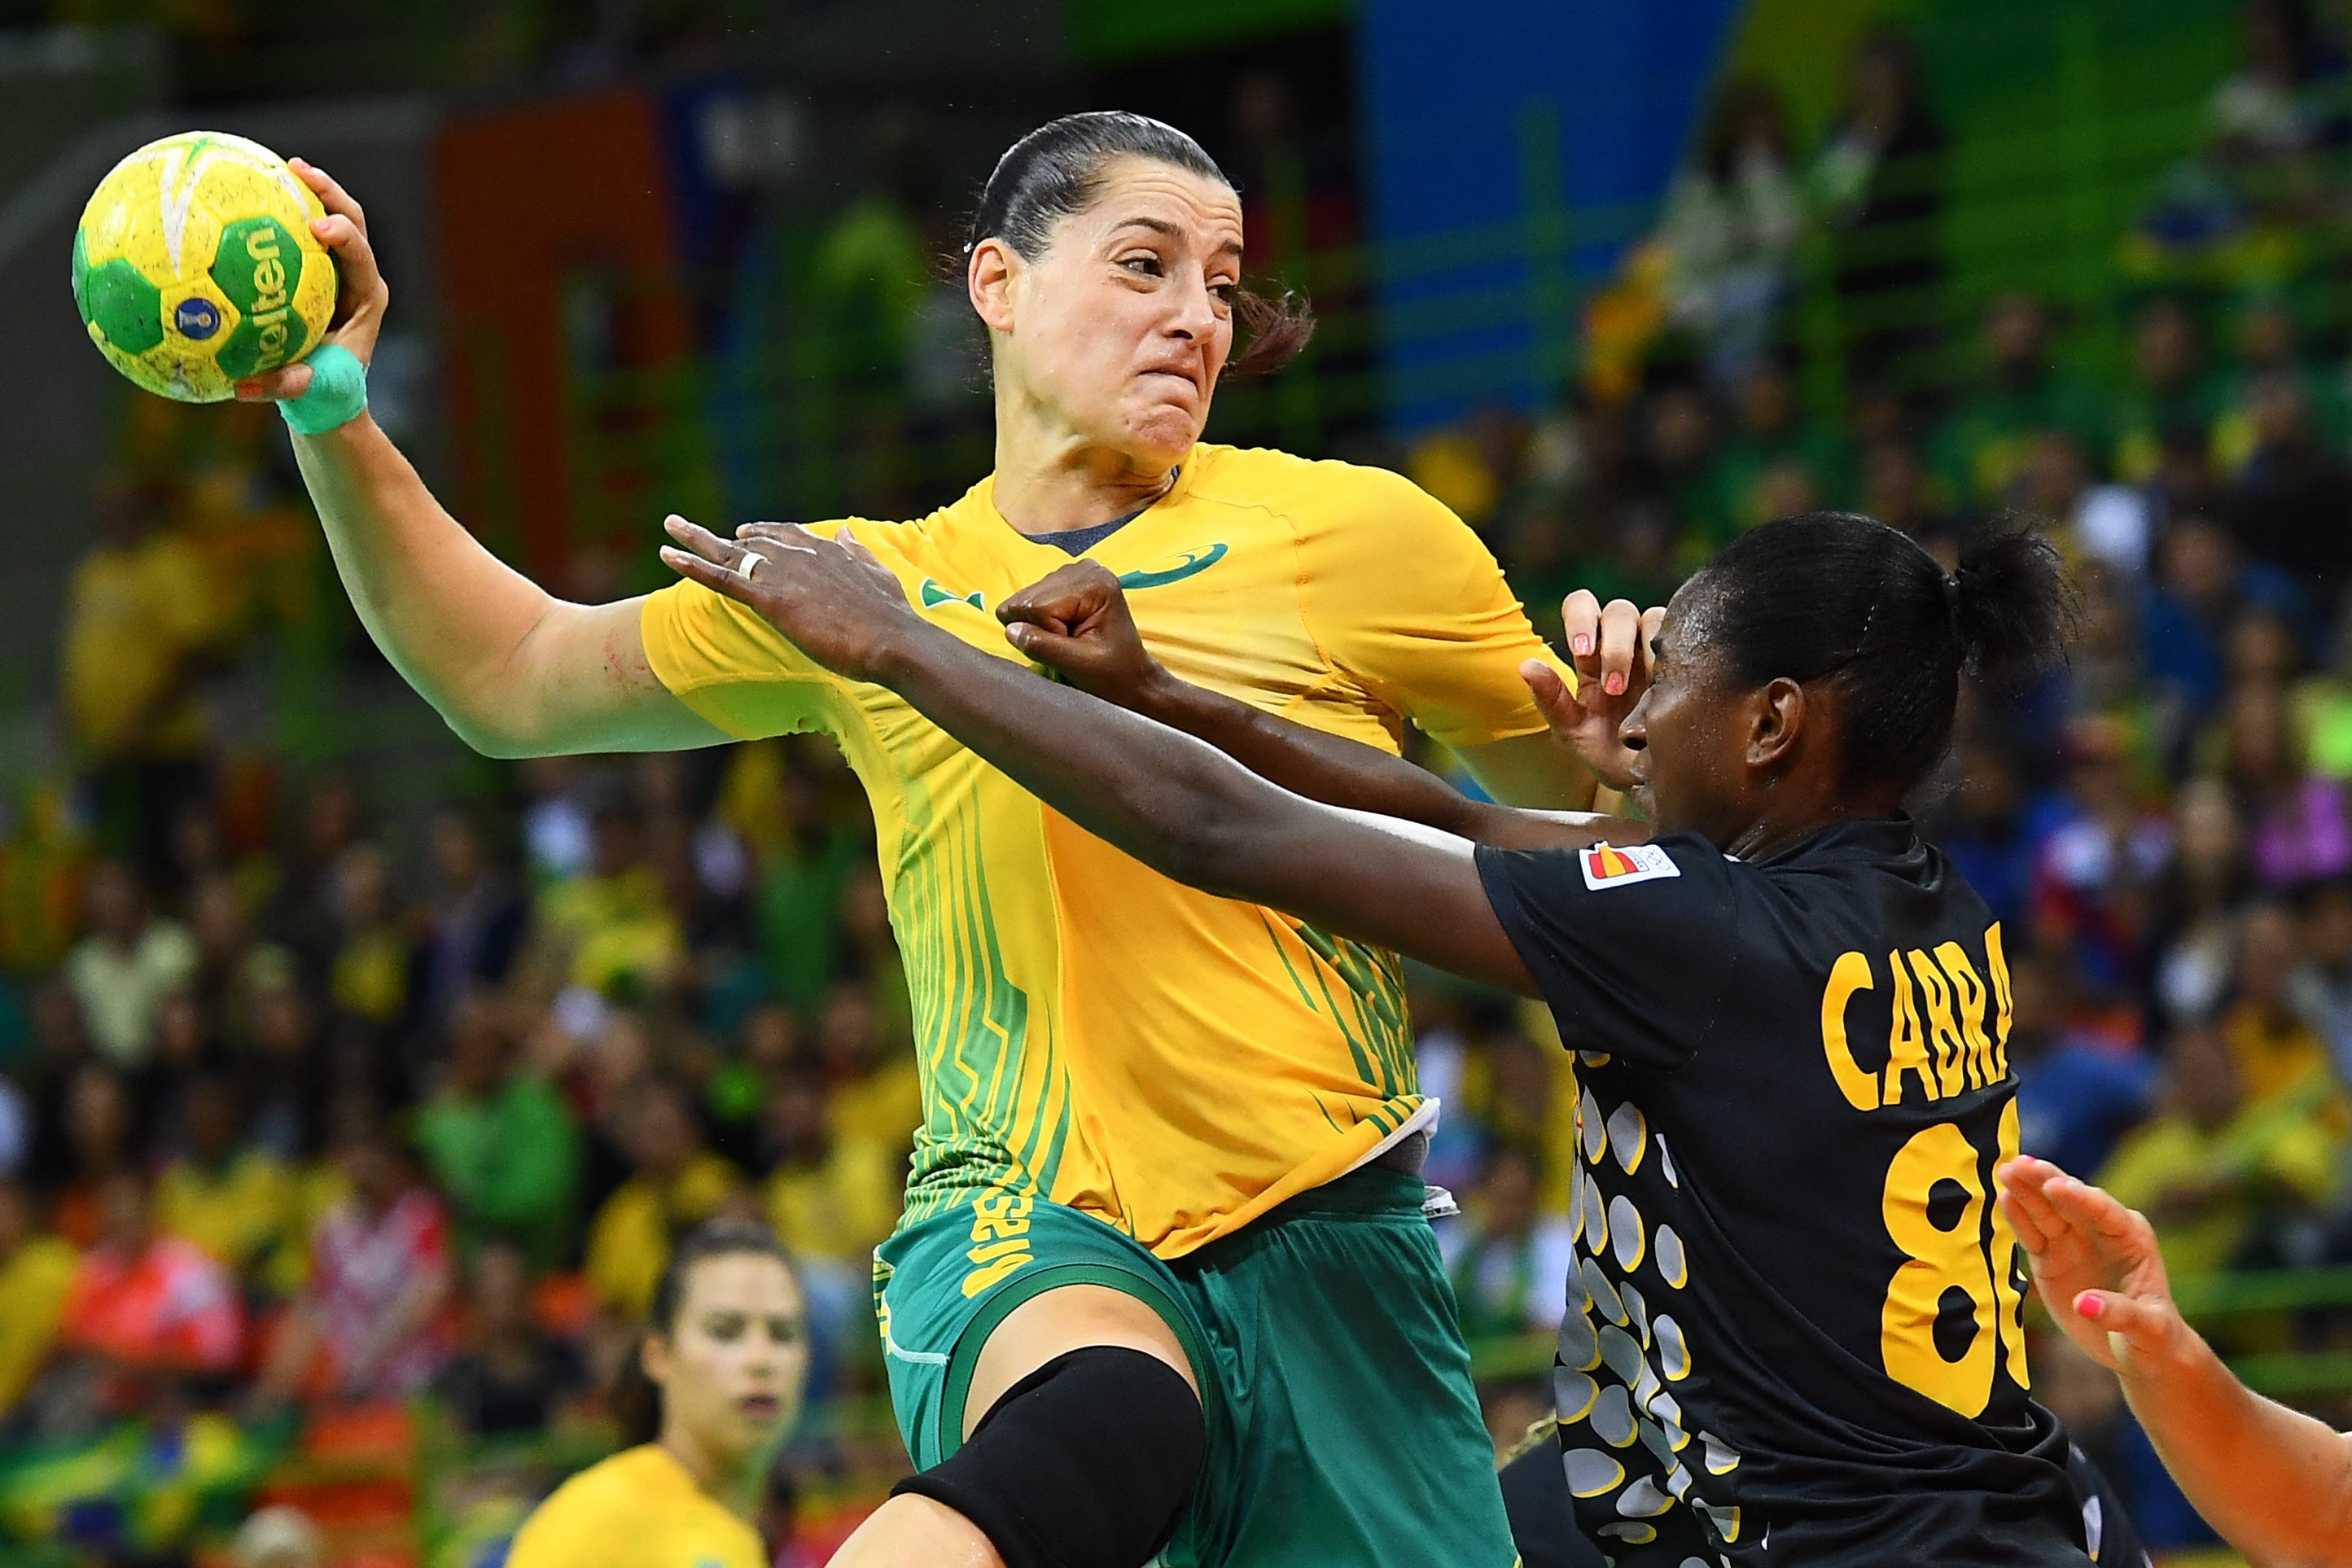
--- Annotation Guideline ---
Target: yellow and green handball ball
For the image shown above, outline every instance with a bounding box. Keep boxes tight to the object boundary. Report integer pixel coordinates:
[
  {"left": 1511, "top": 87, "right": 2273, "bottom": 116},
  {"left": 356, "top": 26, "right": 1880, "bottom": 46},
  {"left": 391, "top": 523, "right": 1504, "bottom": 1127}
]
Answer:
[{"left": 71, "top": 131, "right": 337, "bottom": 403}]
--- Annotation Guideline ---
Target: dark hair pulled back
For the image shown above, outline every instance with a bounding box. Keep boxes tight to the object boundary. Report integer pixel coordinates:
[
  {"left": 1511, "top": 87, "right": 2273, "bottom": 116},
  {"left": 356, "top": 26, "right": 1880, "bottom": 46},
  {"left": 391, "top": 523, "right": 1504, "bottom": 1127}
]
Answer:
[
  {"left": 607, "top": 1219, "right": 796, "bottom": 1448},
  {"left": 1685, "top": 512, "right": 2074, "bottom": 795},
  {"left": 968, "top": 110, "right": 1313, "bottom": 378}
]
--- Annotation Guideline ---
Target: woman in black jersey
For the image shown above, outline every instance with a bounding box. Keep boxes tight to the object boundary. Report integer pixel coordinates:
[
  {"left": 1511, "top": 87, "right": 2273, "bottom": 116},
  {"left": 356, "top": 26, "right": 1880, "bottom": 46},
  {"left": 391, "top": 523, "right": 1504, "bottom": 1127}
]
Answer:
[{"left": 659, "top": 509, "right": 2131, "bottom": 1566}]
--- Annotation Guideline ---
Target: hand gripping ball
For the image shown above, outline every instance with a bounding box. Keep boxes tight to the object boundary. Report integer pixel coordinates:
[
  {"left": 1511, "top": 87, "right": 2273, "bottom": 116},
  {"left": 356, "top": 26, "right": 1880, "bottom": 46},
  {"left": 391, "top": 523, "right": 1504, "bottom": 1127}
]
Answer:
[{"left": 72, "top": 131, "right": 337, "bottom": 402}]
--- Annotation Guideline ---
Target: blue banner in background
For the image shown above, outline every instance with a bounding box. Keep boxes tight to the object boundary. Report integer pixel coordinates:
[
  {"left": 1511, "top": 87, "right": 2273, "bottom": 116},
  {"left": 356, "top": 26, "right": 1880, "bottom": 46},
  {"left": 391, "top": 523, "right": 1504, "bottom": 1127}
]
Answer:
[{"left": 1358, "top": 0, "right": 1745, "bottom": 431}]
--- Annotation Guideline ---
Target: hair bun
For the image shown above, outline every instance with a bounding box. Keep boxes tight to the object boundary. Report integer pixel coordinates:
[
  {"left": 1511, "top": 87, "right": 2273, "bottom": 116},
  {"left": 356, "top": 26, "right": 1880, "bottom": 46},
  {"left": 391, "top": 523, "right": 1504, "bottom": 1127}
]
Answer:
[{"left": 1949, "top": 526, "right": 2075, "bottom": 690}]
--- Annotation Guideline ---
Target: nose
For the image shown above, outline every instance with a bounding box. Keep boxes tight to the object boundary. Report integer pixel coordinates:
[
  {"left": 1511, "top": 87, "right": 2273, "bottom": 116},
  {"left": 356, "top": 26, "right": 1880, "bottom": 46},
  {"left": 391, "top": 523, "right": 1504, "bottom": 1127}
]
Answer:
[
  {"left": 1166, "top": 268, "right": 1219, "bottom": 344},
  {"left": 1619, "top": 694, "right": 1649, "bottom": 752}
]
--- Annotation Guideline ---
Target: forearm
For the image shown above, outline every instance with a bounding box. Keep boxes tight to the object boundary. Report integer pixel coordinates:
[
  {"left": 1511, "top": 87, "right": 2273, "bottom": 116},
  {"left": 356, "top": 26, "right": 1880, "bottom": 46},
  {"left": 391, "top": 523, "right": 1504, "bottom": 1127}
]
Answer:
[
  {"left": 2121, "top": 1325, "right": 2352, "bottom": 1566},
  {"left": 291, "top": 418, "right": 558, "bottom": 744},
  {"left": 885, "top": 631, "right": 1290, "bottom": 895},
  {"left": 291, "top": 420, "right": 712, "bottom": 755},
  {"left": 1137, "top": 679, "right": 1627, "bottom": 852},
  {"left": 1458, "top": 729, "right": 1602, "bottom": 812},
  {"left": 875, "top": 625, "right": 1535, "bottom": 992}
]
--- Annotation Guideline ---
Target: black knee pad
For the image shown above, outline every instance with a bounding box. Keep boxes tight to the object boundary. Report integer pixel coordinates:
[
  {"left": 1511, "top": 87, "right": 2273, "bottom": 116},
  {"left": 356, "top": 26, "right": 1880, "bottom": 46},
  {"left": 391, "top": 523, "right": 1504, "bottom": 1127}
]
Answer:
[{"left": 891, "top": 1345, "right": 1205, "bottom": 1568}]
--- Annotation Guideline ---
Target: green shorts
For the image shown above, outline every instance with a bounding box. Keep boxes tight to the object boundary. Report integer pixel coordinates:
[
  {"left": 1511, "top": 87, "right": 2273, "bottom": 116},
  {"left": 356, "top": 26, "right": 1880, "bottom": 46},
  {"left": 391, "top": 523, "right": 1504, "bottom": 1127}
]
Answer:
[{"left": 871, "top": 1165, "right": 1516, "bottom": 1568}]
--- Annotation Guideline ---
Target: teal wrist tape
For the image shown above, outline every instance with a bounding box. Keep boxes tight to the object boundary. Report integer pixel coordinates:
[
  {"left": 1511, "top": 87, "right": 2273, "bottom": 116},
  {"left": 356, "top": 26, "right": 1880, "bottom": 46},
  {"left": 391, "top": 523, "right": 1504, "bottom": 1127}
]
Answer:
[{"left": 277, "top": 344, "right": 369, "bottom": 436}]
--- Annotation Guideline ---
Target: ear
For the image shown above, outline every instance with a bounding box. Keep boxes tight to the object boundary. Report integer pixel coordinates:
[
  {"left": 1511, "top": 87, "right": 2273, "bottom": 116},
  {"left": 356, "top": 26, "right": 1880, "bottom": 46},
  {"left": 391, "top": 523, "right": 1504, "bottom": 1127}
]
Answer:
[
  {"left": 640, "top": 1332, "right": 672, "bottom": 1390},
  {"left": 1747, "top": 677, "right": 1808, "bottom": 772},
  {"left": 968, "top": 239, "right": 1019, "bottom": 335}
]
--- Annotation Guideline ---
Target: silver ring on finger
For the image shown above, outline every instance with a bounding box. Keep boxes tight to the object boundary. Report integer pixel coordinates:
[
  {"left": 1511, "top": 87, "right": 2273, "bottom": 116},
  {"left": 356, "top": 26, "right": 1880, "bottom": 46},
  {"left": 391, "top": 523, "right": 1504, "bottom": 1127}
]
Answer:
[{"left": 738, "top": 551, "right": 763, "bottom": 583}]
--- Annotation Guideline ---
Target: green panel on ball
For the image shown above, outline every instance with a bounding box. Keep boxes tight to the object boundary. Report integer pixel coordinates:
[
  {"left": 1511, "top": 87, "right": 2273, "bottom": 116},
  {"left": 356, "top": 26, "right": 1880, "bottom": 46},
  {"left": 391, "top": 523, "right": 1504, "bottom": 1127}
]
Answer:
[
  {"left": 83, "top": 255, "right": 164, "bottom": 354},
  {"left": 209, "top": 215, "right": 310, "bottom": 379},
  {"left": 71, "top": 228, "right": 89, "bottom": 319}
]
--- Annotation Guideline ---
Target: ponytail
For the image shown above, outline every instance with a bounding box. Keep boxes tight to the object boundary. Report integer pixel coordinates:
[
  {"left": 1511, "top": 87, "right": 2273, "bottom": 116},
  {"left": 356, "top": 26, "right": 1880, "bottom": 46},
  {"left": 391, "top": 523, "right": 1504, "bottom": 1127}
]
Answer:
[
  {"left": 1229, "top": 286, "right": 1315, "bottom": 379},
  {"left": 1948, "top": 525, "right": 2076, "bottom": 693},
  {"left": 610, "top": 1350, "right": 664, "bottom": 1448}
]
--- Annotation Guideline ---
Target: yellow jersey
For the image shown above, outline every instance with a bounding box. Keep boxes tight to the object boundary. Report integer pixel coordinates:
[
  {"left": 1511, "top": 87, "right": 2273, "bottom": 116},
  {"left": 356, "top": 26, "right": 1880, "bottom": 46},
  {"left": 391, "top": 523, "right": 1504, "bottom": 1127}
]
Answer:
[
  {"left": 506, "top": 1444, "right": 764, "bottom": 1568},
  {"left": 642, "top": 443, "right": 1563, "bottom": 1257}
]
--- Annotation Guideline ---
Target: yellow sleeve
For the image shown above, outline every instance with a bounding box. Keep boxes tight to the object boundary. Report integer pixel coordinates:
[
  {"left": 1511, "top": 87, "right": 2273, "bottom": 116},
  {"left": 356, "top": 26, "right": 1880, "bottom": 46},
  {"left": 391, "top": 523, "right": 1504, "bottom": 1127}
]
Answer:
[
  {"left": 638, "top": 548, "right": 850, "bottom": 742},
  {"left": 1293, "top": 465, "right": 1569, "bottom": 748}
]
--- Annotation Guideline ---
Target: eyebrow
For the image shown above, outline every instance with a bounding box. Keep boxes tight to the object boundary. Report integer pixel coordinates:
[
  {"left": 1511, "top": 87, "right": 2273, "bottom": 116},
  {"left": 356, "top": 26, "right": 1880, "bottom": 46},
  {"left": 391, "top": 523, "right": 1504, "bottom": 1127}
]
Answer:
[{"left": 1113, "top": 216, "right": 1244, "bottom": 256}]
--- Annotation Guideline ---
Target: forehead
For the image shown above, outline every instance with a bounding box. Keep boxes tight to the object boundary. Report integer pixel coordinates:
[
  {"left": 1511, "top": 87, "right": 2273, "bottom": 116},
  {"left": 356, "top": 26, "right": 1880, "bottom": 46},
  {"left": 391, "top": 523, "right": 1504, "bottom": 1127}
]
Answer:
[
  {"left": 1077, "top": 156, "right": 1244, "bottom": 251},
  {"left": 1657, "top": 583, "right": 1702, "bottom": 655},
  {"left": 679, "top": 1252, "right": 801, "bottom": 1316}
]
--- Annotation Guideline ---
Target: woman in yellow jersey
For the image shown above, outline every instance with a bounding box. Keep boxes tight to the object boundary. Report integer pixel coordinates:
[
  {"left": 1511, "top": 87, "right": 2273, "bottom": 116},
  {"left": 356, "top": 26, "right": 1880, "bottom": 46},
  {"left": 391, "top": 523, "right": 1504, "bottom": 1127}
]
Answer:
[
  {"left": 506, "top": 1221, "right": 807, "bottom": 1568},
  {"left": 238, "top": 111, "right": 1643, "bottom": 1568}
]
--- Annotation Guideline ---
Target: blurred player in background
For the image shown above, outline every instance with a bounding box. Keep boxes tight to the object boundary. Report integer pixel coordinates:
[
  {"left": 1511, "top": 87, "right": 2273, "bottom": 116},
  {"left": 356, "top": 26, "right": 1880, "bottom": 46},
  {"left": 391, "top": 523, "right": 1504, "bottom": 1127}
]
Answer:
[
  {"left": 505, "top": 1220, "right": 807, "bottom": 1568},
  {"left": 660, "top": 510, "right": 2140, "bottom": 1564},
  {"left": 239, "top": 111, "right": 1636, "bottom": 1566}
]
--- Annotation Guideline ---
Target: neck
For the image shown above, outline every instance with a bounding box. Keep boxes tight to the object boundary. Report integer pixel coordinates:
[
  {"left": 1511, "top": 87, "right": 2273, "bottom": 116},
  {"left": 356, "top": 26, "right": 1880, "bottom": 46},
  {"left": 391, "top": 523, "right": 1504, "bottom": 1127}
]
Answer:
[
  {"left": 989, "top": 377, "right": 1180, "bottom": 536},
  {"left": 659, "top": 1423, "right": 763, "bottom": 1520},
  {"left": 1721, "top": 795, "right": 1902, "bottom": 862}
]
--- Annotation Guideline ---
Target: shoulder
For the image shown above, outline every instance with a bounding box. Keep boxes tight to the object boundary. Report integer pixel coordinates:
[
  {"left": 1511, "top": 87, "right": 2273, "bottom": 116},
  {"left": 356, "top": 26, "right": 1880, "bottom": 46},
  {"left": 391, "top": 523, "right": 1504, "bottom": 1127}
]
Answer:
[
  {"left": 1189, "top": 445, "right": 1457, "bottom": 531},
  {"left": 508, "top": 1452, "right": 645, "bottom": 1562}
]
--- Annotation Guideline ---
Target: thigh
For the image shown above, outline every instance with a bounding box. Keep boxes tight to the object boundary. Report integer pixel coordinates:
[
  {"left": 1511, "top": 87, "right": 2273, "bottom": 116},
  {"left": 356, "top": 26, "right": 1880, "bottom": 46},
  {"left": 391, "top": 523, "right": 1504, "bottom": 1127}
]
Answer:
[
  {"left": 874, "top": 1187, "right": 1211, "bottom": 1470},
  {"left": 1179, "top": 1174, "right": 1518, "bottom": 1568},
  {"left": 964, "top": 1282, "right": 1196, "bottom": 1437}
]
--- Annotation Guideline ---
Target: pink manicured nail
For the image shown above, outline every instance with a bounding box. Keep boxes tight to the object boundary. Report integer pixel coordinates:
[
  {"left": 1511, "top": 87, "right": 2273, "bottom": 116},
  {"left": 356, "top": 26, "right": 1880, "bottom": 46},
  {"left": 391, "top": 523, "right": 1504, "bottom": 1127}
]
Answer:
[
  {"left": 1605, "top": 672, "right": 1626, "bottom": 696},
  {"left": 2076, "top": 1293, "right": 2104, "bottom": 1320},
  {"left": 1572, "top": 636, "right": 1592, "bottom": 656}
]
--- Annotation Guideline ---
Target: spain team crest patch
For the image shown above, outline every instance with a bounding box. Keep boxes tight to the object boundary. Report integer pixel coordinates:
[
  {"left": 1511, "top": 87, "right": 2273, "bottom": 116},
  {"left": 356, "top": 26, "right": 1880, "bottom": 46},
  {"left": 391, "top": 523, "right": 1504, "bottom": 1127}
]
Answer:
[{"left": 1579, "top": 841, "right": 1681, "bottom": 891}]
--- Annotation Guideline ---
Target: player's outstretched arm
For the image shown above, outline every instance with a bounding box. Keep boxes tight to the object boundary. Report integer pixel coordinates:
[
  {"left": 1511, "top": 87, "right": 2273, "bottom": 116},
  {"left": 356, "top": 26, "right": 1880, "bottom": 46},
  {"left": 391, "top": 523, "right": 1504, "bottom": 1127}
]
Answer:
[
  {"left": 661, "top": 521, "right": 1540, "bottom": 996},
  {"left": 233, "top": 160, "right": 725, "bottom": 758},
  {"left": 994, "top": 563, "right": 1640, "bottom": 853},
  {"left": 1999, "top": 1156, "right": 2352, "bottom": 1566}
]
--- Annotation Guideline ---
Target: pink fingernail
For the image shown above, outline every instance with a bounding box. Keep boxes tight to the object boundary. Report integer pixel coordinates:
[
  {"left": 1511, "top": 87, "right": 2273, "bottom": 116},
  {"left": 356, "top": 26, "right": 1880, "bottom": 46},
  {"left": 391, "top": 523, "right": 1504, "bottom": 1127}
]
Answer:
[
  {"left": 1572, "top": 636, "right": 1592, "bottom": 656},
  {"left": 1605, "top": 672, "right": 1626, "bottom": 695},
  {"left": 2076, "top": 1293, "right": 2104, "bottom": 1320}
]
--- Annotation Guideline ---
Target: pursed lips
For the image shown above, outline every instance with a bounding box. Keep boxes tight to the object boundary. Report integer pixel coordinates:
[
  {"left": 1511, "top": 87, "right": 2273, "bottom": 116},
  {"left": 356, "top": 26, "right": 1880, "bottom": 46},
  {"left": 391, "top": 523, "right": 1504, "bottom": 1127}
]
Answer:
[{"left": 1139, "top": 363, "right": 1202, "bottom": 395}]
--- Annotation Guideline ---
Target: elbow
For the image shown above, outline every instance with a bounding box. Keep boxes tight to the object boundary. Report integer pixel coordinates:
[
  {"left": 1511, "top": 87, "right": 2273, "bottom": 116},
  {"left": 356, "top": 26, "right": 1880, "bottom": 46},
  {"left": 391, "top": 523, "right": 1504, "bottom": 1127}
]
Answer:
[
  {"left": 1151, "top": 797, "right": 1269, "bottom": 902},
  {"left": 442, "top": 704, "right": 548, "bottom": 760}
]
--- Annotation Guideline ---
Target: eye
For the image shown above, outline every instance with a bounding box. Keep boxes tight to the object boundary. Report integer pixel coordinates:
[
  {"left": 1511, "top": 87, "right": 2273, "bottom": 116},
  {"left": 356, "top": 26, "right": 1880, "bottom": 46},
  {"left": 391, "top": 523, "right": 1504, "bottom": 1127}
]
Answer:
[
  {"left": 764, "top": 1316, "right": 804, "bottom": 1344},
  {"left": 703, "top": 1313, "right": 746, "bottom": 1342},
  {"left": 1210, "top": 281, "right": 1237, "bottom": 306},
  {"left": 1120, "top": 254, "right": 1164, "bottom": 278}
]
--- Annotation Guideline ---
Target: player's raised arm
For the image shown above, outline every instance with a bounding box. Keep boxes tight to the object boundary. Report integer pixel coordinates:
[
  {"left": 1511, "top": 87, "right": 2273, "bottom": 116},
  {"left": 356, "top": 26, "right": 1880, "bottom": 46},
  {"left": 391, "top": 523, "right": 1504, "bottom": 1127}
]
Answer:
[
  {"left": 1999, "top": 1157, "right": 2352, "bottom": 1566},
  {"left": 994, "top": 562, "right": 1635, "bottom": 853},
  {"left": 660, "top": 519, "right": 1540, "bottom": 996},
  {"left": 234, "top": 160, "right": 724, "bottom": 758}
]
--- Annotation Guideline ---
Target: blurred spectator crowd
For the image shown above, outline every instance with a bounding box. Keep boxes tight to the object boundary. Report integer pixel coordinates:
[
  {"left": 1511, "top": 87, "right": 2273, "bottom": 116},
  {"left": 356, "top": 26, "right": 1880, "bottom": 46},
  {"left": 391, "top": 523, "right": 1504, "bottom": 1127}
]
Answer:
[
  {"left": 0, "top": 398, "right": 918, "bottom": 1558},
  {"left": 11, "top": 1, "right": 2352, "bottom": 1561}
]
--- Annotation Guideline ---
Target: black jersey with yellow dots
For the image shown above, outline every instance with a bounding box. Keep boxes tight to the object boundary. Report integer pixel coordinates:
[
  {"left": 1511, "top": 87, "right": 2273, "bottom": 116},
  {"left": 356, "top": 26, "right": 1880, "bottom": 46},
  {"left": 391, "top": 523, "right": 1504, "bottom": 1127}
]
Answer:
[{"left": 1476, "top": 819, "right": 2092, "bottom": 1566}]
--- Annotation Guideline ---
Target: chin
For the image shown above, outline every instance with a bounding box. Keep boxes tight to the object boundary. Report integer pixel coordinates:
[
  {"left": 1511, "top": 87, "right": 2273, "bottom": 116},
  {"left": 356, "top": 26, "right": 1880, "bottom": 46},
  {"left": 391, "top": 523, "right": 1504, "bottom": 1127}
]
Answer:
[{"left": 1122, "top": 404, "right": 1204, "bottom": 461}]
